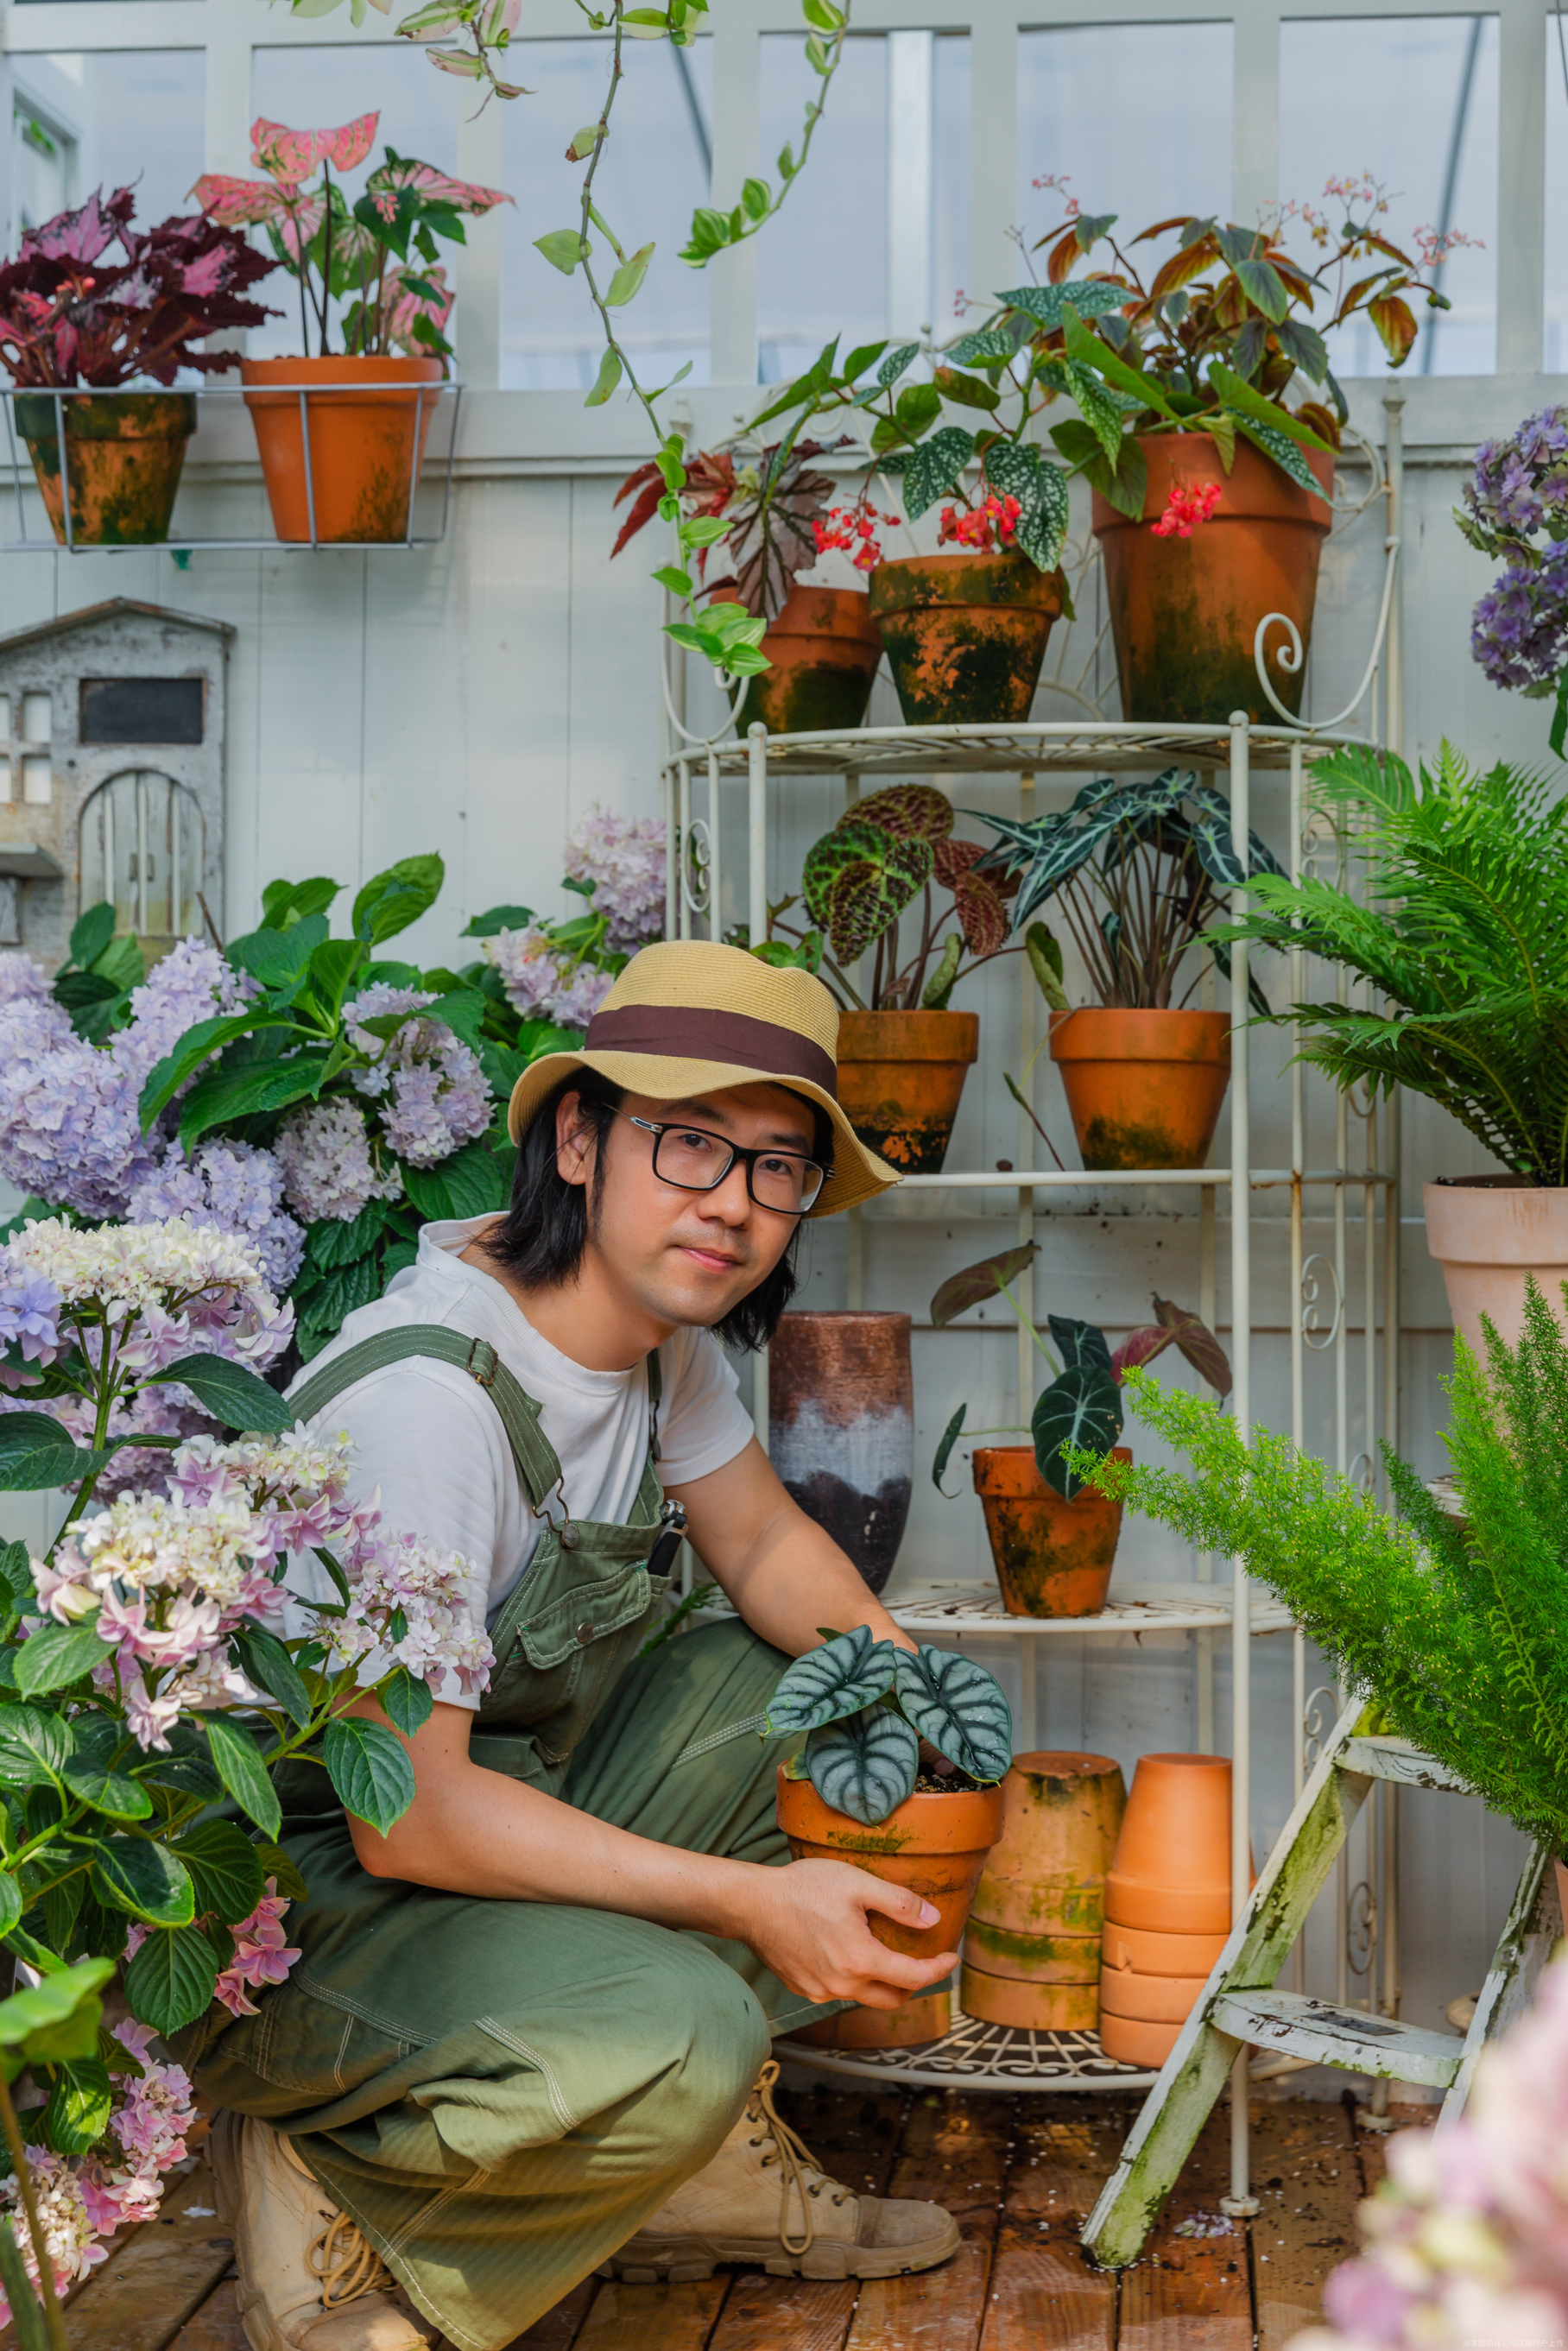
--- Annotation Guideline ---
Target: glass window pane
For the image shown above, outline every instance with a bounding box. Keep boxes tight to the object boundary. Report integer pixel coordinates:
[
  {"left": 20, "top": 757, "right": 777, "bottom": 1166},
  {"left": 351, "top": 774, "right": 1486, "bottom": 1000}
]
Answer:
[
  {"left": 500, "top": 38, "right": 712, "bottom": 390},
  {"left": 247, "top": 44, "right": 461, "bottom": 361},
  {"left": 1278, "top": 16, "right": 1498, "bottom": 376},
  {"left": 1016, "top": 22, "right": 1231, "bottom": 266},
  {"left": 1542, "top": 22, "right": 1568, "bottom": 368},
  {"left": 10, "top": 51, "right": 205, "bottom": 243},
  {"left": 757, "top": 32, "right": 969, "bottom": 383}
]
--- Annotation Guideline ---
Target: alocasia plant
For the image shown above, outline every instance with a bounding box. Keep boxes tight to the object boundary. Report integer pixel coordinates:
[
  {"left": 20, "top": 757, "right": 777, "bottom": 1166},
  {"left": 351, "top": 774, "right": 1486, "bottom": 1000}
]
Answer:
[
  {"left": 766, "top": 1625, "right": 1013, "bottom": 1824},
  {"left": 192, "top": 114, "right": 510, "bottom": 361},
  {"left": 928, "top": 1241, "right": 1230, "bottom": 1497}
]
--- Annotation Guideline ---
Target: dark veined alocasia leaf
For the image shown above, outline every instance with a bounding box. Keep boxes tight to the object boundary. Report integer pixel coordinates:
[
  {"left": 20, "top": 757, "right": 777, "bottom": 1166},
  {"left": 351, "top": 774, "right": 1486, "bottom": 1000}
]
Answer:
[
  {"left": 1032, "top": 1362, "right": 1124, "bottom": 1499},
  {"left": 1046, "top": 1315, "right": 1112, "bottom": 1375},
  {"left": 766, "top": 1623, "right": 899, "bottom": 1738},
  {"left": 894, "top": 1646, "right": 1013, "bottom": 1784},
  {"left": 847, "top": 784, "right": 953, "bottom": 845},
  {"left": 123, "top": 1922, "right": 219, "bottom": 2037},
  {"left": 933, "top": 1402, "right": 968, "bottom": 1495},
  {"left": 146, "top": 1353, "right": 295, "bottom": 1435},
  {"left": 1209, "top": 937, "right": 1274, "bottom": 1021},
  {"left": 805, "top": 1707, "right": 920, "bottom": 1824},
  {"left": 801, "top": 822, "right": 933, "bottom": 965},
  {"left": 170, "top": 1820, "right": 267, "bottom": 1928},
  {"left": 929, "top": 1242, "right": 1039, "bottom": 1330},
  {"left": 323, "top": 1716, "right": 416, "bottom": 1836}
]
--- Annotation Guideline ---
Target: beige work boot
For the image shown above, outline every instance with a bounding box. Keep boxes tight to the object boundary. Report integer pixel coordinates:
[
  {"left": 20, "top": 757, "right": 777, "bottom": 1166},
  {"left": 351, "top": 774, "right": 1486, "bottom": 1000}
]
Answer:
[
  {"left": 211, "top": 2111, "right": 439, "bottom": 2351},
  {"left": 599, "top": 2058, "right": 961, "bottom": 2284}
]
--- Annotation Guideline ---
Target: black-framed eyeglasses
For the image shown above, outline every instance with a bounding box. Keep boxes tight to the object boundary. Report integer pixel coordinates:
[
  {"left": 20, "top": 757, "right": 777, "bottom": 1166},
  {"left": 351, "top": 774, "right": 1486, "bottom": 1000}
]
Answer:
[{"left": 621, "top": 1113, "right": 827, "bottom": 1217}]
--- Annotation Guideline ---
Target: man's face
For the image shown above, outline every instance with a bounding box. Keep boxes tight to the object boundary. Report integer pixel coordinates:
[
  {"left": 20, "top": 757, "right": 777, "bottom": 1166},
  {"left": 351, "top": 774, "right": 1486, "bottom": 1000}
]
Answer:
[{"left": 557, "top": 1081, "right": 819, "bottom": 1330}]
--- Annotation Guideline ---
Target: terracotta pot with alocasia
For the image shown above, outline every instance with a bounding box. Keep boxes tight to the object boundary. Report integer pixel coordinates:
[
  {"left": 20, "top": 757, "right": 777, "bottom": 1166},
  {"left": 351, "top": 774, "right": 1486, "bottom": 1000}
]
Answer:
[
  {"left": 769, "top": 1312, "right": 912, "bottom": 1595},
  {"left": 978, "top": 767, "right": 1285, "bottom": 1172},
  {"left": 195, "top": 114, "right": 510, "bottom": 543},
  {"left": 769, "top": 1627, "right": 1011, "bottom": 2050},
  {"left": 1211, "top": 742, "right": 1568, "bottom": 1352},
  {"left": 0, "top": 186, "right": 278, "bottom": 547},
  {"left": 613, "top": 441, "right": 884, "bottom": 735},
  {"left": 758, "top": 783, "right": 1056, "bottom": 1172},
  {"left": 929, "top": 1241, "right": 1230, "bottom": 1616},
  {"left": 961, "top": 1750, "right": 1125, "bottom": 2030}
]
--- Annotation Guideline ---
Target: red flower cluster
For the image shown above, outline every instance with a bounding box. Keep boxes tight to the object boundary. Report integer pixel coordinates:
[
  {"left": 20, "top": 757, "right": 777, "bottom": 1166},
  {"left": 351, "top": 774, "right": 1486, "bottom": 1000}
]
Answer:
[
  {"left": 812, "top": 502, "right": 897, "bottom": 573},
  {"left": 1151, "top": 481, "right": 1223, "bottom": 539},
  {"left": 938, "top": 492, "right": 1022, "bottom": 553}
]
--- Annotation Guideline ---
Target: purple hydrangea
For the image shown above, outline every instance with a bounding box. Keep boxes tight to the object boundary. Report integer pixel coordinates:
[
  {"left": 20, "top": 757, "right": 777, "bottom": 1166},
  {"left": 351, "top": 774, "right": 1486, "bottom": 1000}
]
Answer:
[
  {"left": 275, "top": 1099, "right": 404, "bottom": 1224},
  {"left": 1459, "top": 408, "right": 1568, "bottom": 694},
  {"left": 564, "top": 806, "right": 666, "bottom": 952},
  {"left": 0, "top": 952, "right": 48, "bottom": 1004},
  {"left": 0, "top": 1262, "right": 60, "bottom": 1366},
  {"left": 485, "top": 927, "right": 614, "bottom": 1032},
  {"left": 344, "top": 983, "right": 492, "bottom": 1169},
  {"left": 127, "top": 1141, "right": 305, "bottom": 1294}
]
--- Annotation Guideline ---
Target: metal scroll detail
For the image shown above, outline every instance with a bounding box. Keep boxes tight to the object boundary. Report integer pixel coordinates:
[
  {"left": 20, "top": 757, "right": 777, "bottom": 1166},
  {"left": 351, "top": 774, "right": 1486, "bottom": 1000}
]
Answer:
[
  {"left": 1301, "top": 1253, "right": 1344, "bottom": 1351},
  {"left": 680, "top": 817, "right": 711, "bottom": 920},
  {"left": 1303, "top": 1683, "right": 1340, "bottom": 1773}
]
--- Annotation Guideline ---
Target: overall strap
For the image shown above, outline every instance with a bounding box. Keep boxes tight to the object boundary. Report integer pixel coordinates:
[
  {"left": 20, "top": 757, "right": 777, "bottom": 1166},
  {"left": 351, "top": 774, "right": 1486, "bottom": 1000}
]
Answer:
[{"left": 288, "top": 1328, "right": 566, "bottom": 1517}]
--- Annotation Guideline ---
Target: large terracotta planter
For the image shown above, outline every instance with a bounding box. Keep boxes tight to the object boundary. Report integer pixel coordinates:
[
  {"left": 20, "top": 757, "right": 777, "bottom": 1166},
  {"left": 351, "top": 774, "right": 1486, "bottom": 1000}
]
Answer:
[
  {"left": 1092, "top": 433, "right": 1334, "bottom": 725},
  {"left": 835, "top": 1008, "right": 978, "bottom": 1173},
  {"left": 16, "top": 390, "right": 195, "bottom": 547},
  {"left": 736, "top": 586, "right": 882, "bottom": 736},
  {"left": 1423, "top": 1176, "right": 1568, "bottom": 1356},
  {"left": 868, "top": 552, "right": 1064, "bottom": 725},
  {"left": 972, "top": 1447, "right": 1129, "bottom": 1618},
  {"left": 240, "top": 355, "right": 444, "bottom": 544},
  {"left": 963, "top": 1749, "right": 1125, "bottom": 2032},
  {"left": 1104, "top": 1754, "right": 1235, "bottom": 1935},
  {"left": 779, "top": 1763, "right": 1002, "bottom": 2050},
  {"left": 1050, "top": 1008, "right": 1230, "bottom": 1172},
  {"left": 768, "top": 1311, "right": 912, "bottom": 1595}
]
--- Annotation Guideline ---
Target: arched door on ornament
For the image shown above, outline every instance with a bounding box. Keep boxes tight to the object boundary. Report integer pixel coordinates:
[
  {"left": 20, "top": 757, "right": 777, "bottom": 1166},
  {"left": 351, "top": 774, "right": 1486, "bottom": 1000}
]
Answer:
[{"left": 79, "top": 768, "right": 206, "bottom": 965}]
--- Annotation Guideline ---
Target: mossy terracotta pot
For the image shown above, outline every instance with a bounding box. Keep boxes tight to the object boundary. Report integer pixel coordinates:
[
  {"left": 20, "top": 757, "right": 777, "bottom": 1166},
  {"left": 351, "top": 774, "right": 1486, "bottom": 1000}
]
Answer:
[
  {"left": 960, "top": 1960, "right": 1098, "bottom": 2031},
  {"left": 241, "top": 355, "right": 443, "bottom": 543},
  {"left": 1049, "top": 1008, "right": 1230, "bottom": 1172},
  {"left": 798, "top": 1989, "right": 953, "bottom": 2050},
  {"left": 17, "top": 390, "right": 196, "bottom": 547},
  {"left": 1092, "top": 432, "right": 1333, "bottom": 725},
  {"left": 969, "top": 1750, "right": 1125, "bottom": 1933},
  {"left": 778, "top": 1763, "right": 1002, "bottom": 2049},
  {"left": 1423, "top": 1175, "right": 1568, "bottom": 1356},
  {"left": 971, "top": 1448, "right": 1129, "bottom": 1618},
  {"left": 735, "top": 585, "right": 882, "bottom": 736},
  {"left": 868, "top": 551, "right": 1064, "bottom": 725},
  {"left": 835, "top": 1008, "right": 978, "bottom": 1175},
  {"left": 1104, "top": 1754, "right": 1236, "bottom": 1935},
  {"left": 768, "top": 1311, "right": 912, "bottom": 1595}
]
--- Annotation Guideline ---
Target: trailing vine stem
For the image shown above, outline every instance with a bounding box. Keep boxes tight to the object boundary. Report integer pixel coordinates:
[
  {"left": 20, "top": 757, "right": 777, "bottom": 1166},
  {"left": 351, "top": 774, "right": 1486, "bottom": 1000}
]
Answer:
[{"left": 573, "top": 3, "right": 665, "bottom": 445}]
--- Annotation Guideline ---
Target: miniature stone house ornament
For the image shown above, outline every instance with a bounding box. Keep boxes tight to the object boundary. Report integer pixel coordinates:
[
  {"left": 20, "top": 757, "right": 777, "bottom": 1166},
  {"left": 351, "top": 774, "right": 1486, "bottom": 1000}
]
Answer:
[{"left": 0, "top": 597, "right": 231, "bottom": 965}]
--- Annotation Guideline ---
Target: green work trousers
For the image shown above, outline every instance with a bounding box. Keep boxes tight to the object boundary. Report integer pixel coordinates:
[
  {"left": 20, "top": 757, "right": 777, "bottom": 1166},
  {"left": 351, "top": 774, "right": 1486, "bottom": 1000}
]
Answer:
[{"left": 184, "top": 1621, "right": 833, "bottom": 2350}]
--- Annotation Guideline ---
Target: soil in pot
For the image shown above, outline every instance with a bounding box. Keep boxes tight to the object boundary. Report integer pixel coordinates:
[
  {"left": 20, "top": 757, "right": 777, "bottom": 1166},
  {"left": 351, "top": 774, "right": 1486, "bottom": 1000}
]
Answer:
[
  {"left": 868, "top": 552, "right": 1064, "bottom": 725},
  {"left": 768, "top": 1312, "right": 912, "bottom": 1595},
  {"left": 1092, "top": 433, "right": 1333, "bottom": 726},
  {"left": 1423, "top": 1175, "right": 1568, "bottom": 1356},
  {"left": 17, "top": 391, "right": 196, "bottom": 547},
  {"left": 778, "top": 1761, "right": 1003, "bottom": 2050},
  {"left": 241, "top": 355, "right": 444, "bottom": 544},
  {"left": 972, "top": 1448, "right": 1129, "bottom": 1618},
  {"left": 835, "top": 1008, "right": 978, "bottom": 1174},
  {"left": 735, "top": 585, "right": 882, "bottom": 736},
  {"left": 1050, "top": 1008, "right": 1231, "bottom": 1172}
]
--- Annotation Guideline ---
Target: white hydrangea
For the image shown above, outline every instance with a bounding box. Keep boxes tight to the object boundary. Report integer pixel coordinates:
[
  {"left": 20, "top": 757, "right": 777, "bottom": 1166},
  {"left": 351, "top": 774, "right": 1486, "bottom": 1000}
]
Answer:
[{"left": 8, "top": 1217, "right": 275, "bottom": 1317}]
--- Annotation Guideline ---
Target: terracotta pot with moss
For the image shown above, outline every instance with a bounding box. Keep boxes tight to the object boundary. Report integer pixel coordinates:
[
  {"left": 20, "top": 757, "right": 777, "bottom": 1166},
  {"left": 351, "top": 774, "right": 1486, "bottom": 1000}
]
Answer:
[{"left": 869, "top": 551, "right": 1065, "bottom": 726}]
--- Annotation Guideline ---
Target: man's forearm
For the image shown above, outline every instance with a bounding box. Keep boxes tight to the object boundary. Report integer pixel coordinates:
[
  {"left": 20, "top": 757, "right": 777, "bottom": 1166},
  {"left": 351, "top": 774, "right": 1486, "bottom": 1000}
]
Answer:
[{"left": 711, "top": 1501, "right": 917, "bottom": 1656}]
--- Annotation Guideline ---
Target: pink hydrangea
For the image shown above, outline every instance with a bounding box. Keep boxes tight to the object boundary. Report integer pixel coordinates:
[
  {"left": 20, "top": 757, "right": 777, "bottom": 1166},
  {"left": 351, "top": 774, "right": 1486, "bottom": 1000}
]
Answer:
[{"left": 213, "top": 1880, "right": 304, "bottom": 2018}]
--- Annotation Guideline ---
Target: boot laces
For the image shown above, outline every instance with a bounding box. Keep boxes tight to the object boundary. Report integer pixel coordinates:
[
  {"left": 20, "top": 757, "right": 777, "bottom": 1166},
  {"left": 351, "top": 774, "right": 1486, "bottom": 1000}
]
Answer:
[
  {"left": 745, "top": 2058, "right": 851, "bottom": 2258},
  {"left": 309, "top": 2209, "right": 397, "bottom": 2310}
]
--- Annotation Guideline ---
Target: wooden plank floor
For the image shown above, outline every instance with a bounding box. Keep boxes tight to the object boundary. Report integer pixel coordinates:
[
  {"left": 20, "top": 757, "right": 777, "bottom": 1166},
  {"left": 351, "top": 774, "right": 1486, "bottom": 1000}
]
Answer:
[{"left": 41, "top": 2086, "right": 1431, "bottom": 2351}]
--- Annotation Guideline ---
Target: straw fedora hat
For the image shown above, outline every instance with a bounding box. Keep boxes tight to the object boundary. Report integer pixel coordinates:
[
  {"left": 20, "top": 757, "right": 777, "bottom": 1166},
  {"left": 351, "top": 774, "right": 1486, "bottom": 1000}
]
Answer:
[{"left": 506, "top": 939, "right": 900, "bottom": 1217}]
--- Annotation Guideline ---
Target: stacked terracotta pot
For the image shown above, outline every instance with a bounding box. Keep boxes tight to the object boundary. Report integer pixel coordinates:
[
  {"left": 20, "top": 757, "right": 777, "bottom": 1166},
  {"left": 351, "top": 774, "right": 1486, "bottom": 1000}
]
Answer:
[
  {"left": 1099, "top": 1754, "right": 1236, "bottom": 2067},
  {"left": 961, "top": 1752, "right": 1125, "bottom": 2029}
]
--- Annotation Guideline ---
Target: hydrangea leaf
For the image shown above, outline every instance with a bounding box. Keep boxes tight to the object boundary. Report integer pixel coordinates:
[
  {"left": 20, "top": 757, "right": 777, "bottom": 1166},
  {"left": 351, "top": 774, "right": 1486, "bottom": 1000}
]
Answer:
[
  {"left": 805, "top": 1707, "right": 920, "bottom": 1823},
  {"left": 123, "top": 1924, "right": 218, "bottom": 2037},
  {"left": 893, "top": 1646, "right": 1013, "bottom": 1782},
  {"left": 766, "top": 1623, "right": 899, "bottom": 1738},
  {"left": 145, "top": 1352, "right": 295, "bottom": 1435}
]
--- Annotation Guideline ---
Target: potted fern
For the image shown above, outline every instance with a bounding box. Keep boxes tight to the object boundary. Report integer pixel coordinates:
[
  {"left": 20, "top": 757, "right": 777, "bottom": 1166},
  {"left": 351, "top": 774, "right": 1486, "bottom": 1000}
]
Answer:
[{"left": 1212, "top": 740, "right": 1568, "bottom": 1353}]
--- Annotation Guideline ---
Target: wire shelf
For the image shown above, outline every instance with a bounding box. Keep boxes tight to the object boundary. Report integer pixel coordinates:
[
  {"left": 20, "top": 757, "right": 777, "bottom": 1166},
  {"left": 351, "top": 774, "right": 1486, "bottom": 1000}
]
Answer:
[
  {"left": 0, "top": 379, "right": 463, "bottom": 553},
  {"left": 775, "top": 2010, "right": 1159, "bottom": 2093},
  {"left": 672, "top": 717, "right": 1368, "bottom": 780}
]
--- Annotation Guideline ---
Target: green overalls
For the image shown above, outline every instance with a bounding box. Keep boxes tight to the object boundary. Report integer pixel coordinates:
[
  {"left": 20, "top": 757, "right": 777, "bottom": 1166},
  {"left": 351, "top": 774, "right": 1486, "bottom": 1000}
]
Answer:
[{"left": 178, "top": 1327, "right": 832, "bottom": 2350}]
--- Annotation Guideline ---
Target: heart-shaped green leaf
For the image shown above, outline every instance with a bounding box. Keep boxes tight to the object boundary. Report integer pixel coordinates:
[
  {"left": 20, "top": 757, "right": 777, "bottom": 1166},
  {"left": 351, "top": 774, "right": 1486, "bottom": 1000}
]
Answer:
[
  {"left": 323, "top": 1716, "right": 416, "bottom": 1836},
  {"left": 894, "top": 1646, "right": 1012, "bottom": 1783},
  {"left": 171, "top": 1820, "right": 267, "bottom": 1928},
  {"left": 766, "top": 1624, "right": 899, "bottom": 1738},
  {"left": 1032, "top": 1363, "right": 1124, "bottom": 1501},
  {"left": 805, "top": 1709, "right": 920, "bottom": 1824},
  {"left": 123, "top": 1924, "right": 219, "bottom": 2036},
  {"left": 91, "top": 1837, "right": 195, "bottom": 1928}
]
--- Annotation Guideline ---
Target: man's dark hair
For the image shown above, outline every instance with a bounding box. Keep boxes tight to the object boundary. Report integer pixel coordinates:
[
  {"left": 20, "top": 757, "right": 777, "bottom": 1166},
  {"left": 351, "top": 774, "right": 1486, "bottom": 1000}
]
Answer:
[{"left": 479, "top": 1069, "right": 831, "bottom": 1352}]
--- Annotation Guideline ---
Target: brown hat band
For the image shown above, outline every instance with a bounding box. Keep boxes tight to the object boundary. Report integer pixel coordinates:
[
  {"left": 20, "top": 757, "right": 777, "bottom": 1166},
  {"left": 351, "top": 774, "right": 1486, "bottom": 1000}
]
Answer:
[{"left": 584, "top": 1003, "right": 838, "bottom": 1097}]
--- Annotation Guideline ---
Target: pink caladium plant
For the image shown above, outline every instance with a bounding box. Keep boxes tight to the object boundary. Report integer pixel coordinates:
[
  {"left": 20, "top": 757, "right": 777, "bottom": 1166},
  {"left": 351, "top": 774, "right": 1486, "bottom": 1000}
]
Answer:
[
  {"left": 192, "top": 112, "right": 510, "bottom": 362},
  {"left": 0, "top": 186, "right": 280, "bottom": 389}
]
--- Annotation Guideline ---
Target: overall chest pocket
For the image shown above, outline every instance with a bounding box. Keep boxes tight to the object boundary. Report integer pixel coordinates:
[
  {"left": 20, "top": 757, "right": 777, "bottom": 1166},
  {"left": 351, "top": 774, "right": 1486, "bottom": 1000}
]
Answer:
[{"left": 480, "top": 1546, "right": 667, "bottom": 1768}]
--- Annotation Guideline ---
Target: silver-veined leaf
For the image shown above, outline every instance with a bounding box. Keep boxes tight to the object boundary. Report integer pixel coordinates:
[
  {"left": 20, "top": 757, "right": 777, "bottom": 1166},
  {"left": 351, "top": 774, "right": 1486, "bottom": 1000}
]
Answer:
[
  {"left": 903, "top": 426, "right": 976, "bottom": 520},
  {"left": 805, "top": 1708, "right": 920, "bottom": 1824},
  {"left": 767, "top": 1624, "right": 898, "bottom": 1737},
  {"left": 893, "top": 1646, "right": 1013, "bottom": 1783},
  {"left": 1031, "top": 1363, "right": 1124, "bottom": 1499}
]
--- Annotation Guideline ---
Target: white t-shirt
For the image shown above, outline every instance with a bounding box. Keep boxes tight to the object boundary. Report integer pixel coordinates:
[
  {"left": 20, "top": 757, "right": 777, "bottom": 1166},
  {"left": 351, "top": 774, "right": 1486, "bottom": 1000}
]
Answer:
[{"left": 282, "top": 1215, "right": 756, "bottom": 1709}]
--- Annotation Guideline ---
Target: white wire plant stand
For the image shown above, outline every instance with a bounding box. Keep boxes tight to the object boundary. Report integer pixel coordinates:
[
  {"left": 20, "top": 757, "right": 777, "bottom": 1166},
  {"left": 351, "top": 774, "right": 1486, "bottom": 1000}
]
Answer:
[
  {"left": 657, "top": 398, "right": 1412, "bottom": 2161},
  {"left": 0, "top": 379, "right": 464, "bottom": 553}
]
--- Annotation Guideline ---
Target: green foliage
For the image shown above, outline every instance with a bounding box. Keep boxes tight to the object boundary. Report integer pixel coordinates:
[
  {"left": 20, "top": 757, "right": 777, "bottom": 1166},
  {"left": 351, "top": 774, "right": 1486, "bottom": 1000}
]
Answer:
[
  {"left": 1089, "top": 1288, "right": 1568, "bottom": 1851},
  {"left": 1212, "top": 742, "right": 1568, "bottom": 1183},
  {"left": 766, "top": 1627, "right": 1011, "bottom": 1823}
]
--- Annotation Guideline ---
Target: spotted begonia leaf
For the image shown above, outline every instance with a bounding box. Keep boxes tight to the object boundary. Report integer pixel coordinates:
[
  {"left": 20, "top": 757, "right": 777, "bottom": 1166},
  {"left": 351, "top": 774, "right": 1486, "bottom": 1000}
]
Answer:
[{"left": 802, "top": 823, "right": 933, "bottom": 964}]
